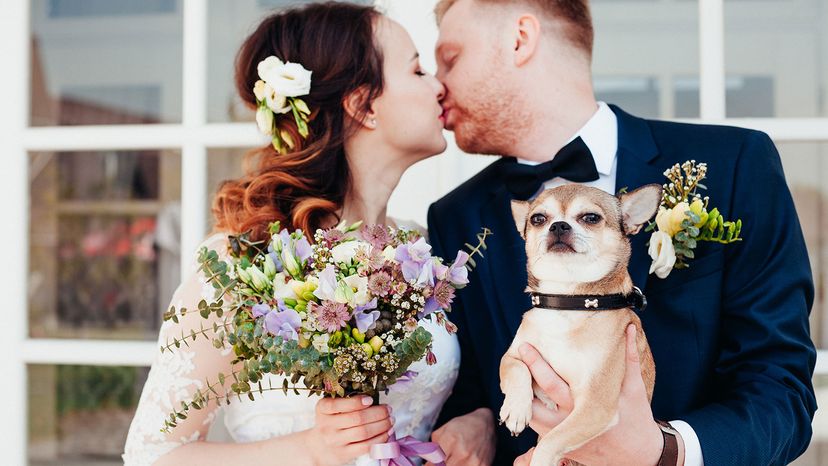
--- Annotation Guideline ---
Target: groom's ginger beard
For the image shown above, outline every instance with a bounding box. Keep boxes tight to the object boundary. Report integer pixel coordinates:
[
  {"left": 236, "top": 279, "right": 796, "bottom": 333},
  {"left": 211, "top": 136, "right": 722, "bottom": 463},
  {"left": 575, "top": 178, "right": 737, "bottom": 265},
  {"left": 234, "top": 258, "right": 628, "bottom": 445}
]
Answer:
[{"left": 442, "top": 54, "right": 534, "bottom": 157}]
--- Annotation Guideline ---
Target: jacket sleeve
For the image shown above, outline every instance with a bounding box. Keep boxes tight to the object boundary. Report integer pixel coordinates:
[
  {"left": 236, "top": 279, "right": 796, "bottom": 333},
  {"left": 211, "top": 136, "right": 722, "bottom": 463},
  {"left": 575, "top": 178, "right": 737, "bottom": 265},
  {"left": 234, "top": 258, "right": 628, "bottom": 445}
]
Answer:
[
  {"left": 682, "top": 131, "right": 817, "bottom": 465},
  {"left": 428, "top": 203, "right": 490, "bottom": 428}
]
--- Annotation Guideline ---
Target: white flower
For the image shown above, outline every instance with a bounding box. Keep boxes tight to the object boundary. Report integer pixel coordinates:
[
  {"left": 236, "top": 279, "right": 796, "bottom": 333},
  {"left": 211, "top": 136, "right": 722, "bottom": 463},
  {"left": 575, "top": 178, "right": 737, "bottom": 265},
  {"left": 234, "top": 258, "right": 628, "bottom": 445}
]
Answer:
[
  {"left": 342, "top": 274, "right": 370, "bottom": 307},
  {"left": 382, "top": 246, "right": 396, "bottom": 262},
  {"left": 265, "top": 91, "right": 290, "bottom": 115},
  {"left": 256, "top": 107, "right": 275, "bottom": 136},
  {"left": 648, "top": 231, "right": 677, "bottom": 279},
  {"left": 257, "top": 56, "right": 285, "bottom": 82},
  {"left": 273, "top": 273, "right": 297, "bottom": 300},
  {"left": 312, "top": 334, "right": 330, "bottom": 354},
  {"left": 330, "top": 240, "right": 369, "bottom": 264},
  {"left": 261, "top": 61, "right": 312, "bottom": 98}
]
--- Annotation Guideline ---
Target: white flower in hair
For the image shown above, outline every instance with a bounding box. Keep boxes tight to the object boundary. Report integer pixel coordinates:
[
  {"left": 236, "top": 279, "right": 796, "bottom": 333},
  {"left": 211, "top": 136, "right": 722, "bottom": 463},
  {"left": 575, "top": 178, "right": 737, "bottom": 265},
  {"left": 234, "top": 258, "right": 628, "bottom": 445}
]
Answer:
[{"left": 253, "top": 55, "right": 314, "bottom": 152}]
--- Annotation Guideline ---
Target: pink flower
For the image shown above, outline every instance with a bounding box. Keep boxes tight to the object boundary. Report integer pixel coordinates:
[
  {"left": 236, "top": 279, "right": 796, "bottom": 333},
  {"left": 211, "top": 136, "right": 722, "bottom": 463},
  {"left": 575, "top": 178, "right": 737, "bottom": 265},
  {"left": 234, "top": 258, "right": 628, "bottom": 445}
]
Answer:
[
  {"left": 360, "top": 224, "right": 392, "bottom": 249},
  {"left": 312, "top": 300, "right": 351, "bottom": 333},
  {"left": 368, "top": 271, "right": 393, "bottom": 297},
  {"left": 426, "top": 350, "right": 437, "bottom": 365},
  {"left": 423, "top": 281, "right": 455, "bottom": 317},
  {"left": 432, "top": 281, "right": 456, "bottom": 309}
]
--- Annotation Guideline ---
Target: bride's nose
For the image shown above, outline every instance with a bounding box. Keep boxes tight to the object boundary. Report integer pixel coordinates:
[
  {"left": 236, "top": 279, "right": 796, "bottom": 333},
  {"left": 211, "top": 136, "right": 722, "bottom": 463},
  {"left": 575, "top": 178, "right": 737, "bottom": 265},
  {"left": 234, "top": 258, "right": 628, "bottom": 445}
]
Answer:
[{"left": 433, "top": 76, "right": 446, "bottom": 101}]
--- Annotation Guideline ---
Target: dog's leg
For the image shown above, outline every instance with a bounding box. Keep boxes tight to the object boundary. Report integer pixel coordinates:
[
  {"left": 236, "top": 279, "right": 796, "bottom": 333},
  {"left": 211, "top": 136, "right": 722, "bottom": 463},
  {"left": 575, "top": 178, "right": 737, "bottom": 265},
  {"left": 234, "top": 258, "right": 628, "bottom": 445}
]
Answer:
[
  {"left": 529, "top": 353, "right": 624, "bottom": 466},
  {"left": 499, "top": 351, "right": 534, "bottom": 435}
]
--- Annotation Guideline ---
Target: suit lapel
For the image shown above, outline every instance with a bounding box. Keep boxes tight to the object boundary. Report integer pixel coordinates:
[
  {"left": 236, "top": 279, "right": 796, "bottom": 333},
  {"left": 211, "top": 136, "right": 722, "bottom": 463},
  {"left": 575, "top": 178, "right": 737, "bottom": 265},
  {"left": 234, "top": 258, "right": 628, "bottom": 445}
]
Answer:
[
  {"left": 479, "top": 183, "right": 532, "bottom": 340},
  {"left": 611, "top": 105, "right": 664, "bottom": 291}
]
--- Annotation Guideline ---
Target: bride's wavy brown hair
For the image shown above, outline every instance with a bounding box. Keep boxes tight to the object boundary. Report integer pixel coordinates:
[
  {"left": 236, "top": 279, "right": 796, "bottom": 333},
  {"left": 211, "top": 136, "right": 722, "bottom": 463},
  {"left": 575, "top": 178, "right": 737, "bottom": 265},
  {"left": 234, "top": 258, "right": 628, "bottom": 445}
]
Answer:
[{"left": 213, "top": 2, "right": 384, "bottom": 242}]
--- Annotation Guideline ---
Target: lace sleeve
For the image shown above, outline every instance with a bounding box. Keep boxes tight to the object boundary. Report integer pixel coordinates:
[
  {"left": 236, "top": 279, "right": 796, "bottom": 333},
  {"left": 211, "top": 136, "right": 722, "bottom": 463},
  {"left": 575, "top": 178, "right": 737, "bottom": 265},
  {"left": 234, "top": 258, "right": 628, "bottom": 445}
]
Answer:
[{"left": 123, "top": 234, "right": 237, "bottom": 466}]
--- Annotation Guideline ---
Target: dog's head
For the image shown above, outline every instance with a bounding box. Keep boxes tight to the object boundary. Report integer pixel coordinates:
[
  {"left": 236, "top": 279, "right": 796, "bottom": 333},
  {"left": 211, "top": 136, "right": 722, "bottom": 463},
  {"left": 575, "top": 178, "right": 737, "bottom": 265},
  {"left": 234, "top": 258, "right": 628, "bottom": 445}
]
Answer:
[{"left": 512, "top": 184, "right": 662, "bottom": 290}]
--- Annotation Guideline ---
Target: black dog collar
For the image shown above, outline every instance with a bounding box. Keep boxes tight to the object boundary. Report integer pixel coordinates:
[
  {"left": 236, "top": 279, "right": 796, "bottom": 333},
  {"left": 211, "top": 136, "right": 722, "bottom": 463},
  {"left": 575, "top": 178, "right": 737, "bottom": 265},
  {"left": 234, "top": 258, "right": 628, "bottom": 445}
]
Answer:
[{"left": 530, "top": 286, "right": 647, "bottom": 313}]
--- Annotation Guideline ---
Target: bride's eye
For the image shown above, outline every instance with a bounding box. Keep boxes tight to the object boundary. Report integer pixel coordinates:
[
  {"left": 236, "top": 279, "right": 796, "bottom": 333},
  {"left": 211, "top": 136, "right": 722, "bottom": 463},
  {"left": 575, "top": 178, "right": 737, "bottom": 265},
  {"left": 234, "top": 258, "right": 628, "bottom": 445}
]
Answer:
[{"left": 415, "top": 69, "right": 426, "bottom": 77}]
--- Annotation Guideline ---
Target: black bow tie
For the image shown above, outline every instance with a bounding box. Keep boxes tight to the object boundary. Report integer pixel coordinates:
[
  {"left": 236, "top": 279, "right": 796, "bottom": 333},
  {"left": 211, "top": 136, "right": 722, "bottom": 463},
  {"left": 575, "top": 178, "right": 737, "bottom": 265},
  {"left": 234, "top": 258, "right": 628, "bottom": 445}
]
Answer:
[{"left": 503, "top": 136, "right": 600, "bottom": 200}]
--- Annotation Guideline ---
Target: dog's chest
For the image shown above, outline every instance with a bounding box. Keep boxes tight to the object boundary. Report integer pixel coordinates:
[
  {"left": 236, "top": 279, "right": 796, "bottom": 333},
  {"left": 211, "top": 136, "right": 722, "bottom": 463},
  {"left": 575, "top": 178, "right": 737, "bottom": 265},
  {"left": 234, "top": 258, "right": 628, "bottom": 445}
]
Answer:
[{"left": 514, "top": 308, "right": 624, "bottom": 377}]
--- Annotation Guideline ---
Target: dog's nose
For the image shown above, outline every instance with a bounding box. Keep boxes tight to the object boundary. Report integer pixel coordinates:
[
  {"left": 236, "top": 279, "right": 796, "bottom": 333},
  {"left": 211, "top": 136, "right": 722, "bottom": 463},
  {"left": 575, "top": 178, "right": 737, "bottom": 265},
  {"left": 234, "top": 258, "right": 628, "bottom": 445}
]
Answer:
[{"left": 549, "top": 221, "right": 572, "bottom": 236}]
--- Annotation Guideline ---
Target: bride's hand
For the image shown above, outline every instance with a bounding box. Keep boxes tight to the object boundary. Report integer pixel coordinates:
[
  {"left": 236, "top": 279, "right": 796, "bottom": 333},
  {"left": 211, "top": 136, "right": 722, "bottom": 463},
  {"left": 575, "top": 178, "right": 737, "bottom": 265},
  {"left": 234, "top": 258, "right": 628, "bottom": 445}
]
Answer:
[
  {"left": 305, "top": 396, "right": 393, "bottom": 466},
  {"left": 427, "top": 407, "right": 495, "bottom": 466}
]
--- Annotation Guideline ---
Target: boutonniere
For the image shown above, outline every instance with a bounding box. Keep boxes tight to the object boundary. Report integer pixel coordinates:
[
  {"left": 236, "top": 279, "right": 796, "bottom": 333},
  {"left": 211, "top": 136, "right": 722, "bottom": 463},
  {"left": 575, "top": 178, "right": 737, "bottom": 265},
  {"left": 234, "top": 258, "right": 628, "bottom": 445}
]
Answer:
[{"left": 645, "top": 161, "right": 743, "bottom": 278}]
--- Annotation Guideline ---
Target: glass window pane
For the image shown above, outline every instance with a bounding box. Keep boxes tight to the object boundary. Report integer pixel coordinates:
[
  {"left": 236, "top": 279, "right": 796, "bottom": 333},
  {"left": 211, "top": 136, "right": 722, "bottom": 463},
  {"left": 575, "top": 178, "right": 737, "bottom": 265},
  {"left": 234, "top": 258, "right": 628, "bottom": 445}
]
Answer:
[
  {"left": 777, "top": 143, "right": 828, "bottom": 350},
  {"left": 29, "top": 150, "right": 182, "bottom": 340},
  {"left": 725, "top": 0, "right": 828, "bottom": 117},
  {"left": 28, "top": 364, "right": 149, "bottom": 466},
  {"left": 206, "top": 148, "right": 248, "bottom": 232},
  {"left": 30, "top": 0, "right": 183, "bottom": 126},
  {"left": 207, "top": 0, "right": 373, "bottom": 123},
  {"left": 592, "top": 1, "right": 699, "bottom": 119}
]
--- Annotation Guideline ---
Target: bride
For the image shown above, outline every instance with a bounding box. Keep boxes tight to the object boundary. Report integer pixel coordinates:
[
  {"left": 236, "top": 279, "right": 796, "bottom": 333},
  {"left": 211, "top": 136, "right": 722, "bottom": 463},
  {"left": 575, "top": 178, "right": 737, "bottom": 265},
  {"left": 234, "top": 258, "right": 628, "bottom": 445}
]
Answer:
[{"left": 122, "top": 3, "right": 491, "bottom": 465}]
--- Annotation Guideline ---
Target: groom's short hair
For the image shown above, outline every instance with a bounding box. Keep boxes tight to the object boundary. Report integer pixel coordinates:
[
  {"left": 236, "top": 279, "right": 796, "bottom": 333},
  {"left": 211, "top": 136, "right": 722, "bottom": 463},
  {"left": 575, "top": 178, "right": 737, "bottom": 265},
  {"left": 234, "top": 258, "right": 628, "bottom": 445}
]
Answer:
[{"left": 435, "top": 0, "right": 593, "bottom": 55}]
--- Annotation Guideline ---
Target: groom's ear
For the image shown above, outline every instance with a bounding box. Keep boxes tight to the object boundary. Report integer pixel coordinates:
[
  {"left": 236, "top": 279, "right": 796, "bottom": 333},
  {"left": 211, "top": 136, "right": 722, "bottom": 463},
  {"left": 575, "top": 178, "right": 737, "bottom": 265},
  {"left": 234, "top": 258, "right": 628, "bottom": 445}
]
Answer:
[
  {"left": 513, "top": 14, "right": 541, "bottom": 67},
  {"left": 511, "top": 200, "right": 531, "bottom": 240},
  {"left": 343, "top": 86, "right": 375, "bottom": 130}
]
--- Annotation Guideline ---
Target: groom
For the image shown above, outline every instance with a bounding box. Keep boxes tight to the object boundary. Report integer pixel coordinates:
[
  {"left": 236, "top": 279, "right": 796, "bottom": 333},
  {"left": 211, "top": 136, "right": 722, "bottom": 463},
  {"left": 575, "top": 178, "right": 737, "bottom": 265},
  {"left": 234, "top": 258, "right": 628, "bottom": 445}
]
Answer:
[{"left": 426, "top": 0, "right": 816, "bottom": 465}]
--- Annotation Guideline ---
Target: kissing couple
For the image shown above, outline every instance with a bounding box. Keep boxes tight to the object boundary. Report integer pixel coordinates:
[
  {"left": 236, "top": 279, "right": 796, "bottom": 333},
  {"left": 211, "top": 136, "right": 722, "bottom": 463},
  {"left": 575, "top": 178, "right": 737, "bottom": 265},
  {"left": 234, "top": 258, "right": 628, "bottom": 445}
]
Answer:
[{"left": 124, "top": 1, "right": 815, "bottom": 466}]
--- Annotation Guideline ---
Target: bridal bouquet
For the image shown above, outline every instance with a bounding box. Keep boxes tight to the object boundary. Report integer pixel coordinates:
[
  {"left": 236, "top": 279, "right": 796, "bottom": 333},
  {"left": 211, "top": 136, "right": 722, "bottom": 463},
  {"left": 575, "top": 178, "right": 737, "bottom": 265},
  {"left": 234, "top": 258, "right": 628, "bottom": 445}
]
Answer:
[{"left": 160, "top": 221, "right": 487, "bottom": 435}]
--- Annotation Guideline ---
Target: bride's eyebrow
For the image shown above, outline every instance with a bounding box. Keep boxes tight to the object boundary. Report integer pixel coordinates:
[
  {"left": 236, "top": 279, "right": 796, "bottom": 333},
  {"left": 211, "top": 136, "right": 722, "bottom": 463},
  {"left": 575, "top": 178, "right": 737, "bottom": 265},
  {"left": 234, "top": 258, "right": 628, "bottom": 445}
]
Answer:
[{"left": 410, "top": 52, "right": 420, "bottom": 62}]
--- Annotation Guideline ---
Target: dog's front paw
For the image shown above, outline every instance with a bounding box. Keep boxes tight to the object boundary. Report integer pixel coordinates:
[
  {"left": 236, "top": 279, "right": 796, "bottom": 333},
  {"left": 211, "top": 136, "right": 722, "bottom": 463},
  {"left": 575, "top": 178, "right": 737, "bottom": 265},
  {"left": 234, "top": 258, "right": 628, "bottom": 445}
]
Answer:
[{"left": 499, "top": 392, "right": 533, "bottom": 435}]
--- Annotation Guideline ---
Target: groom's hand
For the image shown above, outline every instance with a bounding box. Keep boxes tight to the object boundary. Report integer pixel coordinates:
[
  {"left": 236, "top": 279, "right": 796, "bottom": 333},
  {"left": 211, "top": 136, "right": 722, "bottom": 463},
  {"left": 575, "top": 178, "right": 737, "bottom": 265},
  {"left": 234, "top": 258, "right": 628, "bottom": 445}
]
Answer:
[
  {"left": 515, "top": 325, "right": 677, "bottom": 466},
  {"left": 427, "top": 407, "right": 496, "bottom": 466}
]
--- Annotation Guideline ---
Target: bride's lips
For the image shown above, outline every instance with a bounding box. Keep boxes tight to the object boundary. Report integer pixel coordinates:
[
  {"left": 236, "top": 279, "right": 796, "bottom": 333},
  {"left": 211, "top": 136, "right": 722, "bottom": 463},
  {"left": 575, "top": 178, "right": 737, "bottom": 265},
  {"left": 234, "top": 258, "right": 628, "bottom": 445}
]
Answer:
[{"left": 440, "top": 107, "right": 451, "bottom": 127}]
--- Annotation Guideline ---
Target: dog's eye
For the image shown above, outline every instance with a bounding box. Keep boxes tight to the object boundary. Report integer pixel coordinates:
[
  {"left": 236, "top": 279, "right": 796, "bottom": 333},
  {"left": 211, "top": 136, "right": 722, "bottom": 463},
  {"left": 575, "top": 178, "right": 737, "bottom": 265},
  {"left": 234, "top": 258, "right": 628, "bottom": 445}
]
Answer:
[
  {"left": 581, "top": 213, "right": 602, "bottom": 224},
  {"left": 530, "top": 214, "right": 547, "bottom": 226}
]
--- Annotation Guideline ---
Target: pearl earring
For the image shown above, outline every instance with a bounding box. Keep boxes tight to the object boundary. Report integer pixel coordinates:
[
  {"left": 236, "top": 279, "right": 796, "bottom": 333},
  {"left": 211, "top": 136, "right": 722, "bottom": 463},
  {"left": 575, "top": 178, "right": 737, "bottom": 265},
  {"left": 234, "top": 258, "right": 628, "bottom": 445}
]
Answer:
[{"left": 371, "top": 118, "right": 377, "bottom": 128}]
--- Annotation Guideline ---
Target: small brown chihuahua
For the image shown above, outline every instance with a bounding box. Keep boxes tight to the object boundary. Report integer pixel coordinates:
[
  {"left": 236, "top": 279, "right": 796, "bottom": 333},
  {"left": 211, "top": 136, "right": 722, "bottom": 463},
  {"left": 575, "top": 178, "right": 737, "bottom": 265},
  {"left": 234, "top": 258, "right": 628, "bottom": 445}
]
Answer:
[{"left": 500, "top": 184, "right": 662, "bottom": 466}]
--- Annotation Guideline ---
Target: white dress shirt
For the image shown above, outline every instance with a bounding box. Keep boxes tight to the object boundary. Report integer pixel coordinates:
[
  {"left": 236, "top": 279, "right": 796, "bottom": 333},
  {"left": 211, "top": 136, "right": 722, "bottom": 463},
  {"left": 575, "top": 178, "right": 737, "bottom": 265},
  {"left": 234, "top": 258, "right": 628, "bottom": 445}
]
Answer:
[{"left": 520, "top": 101, "right": 705, "bottom": 466}]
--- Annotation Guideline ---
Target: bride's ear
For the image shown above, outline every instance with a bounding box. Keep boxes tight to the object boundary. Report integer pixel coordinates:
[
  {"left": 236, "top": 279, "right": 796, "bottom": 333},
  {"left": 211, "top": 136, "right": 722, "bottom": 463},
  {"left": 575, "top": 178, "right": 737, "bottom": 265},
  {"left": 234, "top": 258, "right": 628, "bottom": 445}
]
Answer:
[{"left": 343, "top": 86, "right": 377, "bottom": 130}]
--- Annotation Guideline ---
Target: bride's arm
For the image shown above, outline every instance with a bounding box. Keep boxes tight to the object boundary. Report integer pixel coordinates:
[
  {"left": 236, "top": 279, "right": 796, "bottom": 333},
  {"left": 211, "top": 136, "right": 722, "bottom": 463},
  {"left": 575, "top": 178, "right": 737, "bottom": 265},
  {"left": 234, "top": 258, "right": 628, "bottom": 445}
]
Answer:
[{"left": 123, "top": 235, "right": 392, "bottom": 466}]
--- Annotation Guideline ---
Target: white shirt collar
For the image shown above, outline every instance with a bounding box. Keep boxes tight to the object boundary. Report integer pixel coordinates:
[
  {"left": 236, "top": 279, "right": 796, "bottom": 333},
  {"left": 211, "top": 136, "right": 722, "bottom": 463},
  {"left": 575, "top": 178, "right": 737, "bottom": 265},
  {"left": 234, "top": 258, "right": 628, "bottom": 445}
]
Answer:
[{"left": 518, "top": 101, "right": 617, "bottom": 176}]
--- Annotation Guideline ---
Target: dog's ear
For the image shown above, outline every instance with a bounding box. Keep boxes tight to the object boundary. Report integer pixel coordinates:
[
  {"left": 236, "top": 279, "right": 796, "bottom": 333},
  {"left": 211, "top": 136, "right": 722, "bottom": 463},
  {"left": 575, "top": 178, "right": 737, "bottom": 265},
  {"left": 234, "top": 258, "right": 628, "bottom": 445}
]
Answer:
[
  {"left": 511, "top": 200, "right": 530, "bottom": 239},
  {"left": 618, "top": 184, "right": 662, "bottom": 235}
]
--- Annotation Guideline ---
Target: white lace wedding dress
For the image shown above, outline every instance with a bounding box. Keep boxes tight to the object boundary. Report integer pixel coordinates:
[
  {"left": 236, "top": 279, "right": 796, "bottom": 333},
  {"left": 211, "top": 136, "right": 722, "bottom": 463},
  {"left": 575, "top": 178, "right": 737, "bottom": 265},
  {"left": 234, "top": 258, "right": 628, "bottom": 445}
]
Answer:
[{"left": 122, "top": 222, "right": 460, "bottom": 466}]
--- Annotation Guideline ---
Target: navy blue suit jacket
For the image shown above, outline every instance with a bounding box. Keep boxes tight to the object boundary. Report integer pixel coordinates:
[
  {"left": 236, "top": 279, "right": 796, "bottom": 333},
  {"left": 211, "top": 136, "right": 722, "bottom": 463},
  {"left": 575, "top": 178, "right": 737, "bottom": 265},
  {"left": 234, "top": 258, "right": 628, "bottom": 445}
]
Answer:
[{"left": 428, "top": 106, "right": 817, "bottom": 465}]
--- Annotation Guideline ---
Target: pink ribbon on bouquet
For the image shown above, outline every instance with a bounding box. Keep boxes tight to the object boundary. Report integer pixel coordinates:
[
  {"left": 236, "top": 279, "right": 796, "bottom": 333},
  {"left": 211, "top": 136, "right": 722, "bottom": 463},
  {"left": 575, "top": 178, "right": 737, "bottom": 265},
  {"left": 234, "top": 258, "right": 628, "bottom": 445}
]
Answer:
[{"left": 370, "top": 431, "right": 447, "bottom": 466}]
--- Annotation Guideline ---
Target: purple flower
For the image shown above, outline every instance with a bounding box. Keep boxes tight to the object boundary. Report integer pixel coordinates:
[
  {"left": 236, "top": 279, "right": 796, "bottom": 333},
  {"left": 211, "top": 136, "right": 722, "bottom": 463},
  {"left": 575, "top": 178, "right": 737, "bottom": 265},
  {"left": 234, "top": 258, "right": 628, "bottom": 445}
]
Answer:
[
  {"left": 396, "top": 238, "right": 438, "bottom": 286},
  {"left": 252, "top": 303, "right": 271, "bottom": 318},
  {"left": 389, "top": 370, "right": 419, "bottom": 391},
  {"left": 264, "top": 305, "right": 302, "bottom": 342},
  {"left": 293, "top": 230, "right": 313, "bottom": 262},
  {"left": 312, "top": 301, "right": 350, "bottom": 333},
  {"left": 395, "top": 237, "right": 432, "bottom": 264},
  {"left": 353, "top": 298, "right": 380, "bottom": 333},
  {"left": 447, "top": 251, "right": 470, "bottom": 286},
  {"left": 266, "top": 244, "right": 284, "bottom": 273}
]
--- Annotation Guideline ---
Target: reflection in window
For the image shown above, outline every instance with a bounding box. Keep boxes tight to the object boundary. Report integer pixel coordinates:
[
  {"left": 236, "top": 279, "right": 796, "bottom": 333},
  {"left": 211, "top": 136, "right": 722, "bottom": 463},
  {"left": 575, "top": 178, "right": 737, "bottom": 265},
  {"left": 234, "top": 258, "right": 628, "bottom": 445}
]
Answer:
[
  {"left": 594, "top": 77, "right": 660, "bottom": 119},
  {"left": 208, "top": 0, "right": 373, "bottom": 123},
  {"left": 48, "top": 0, "right": 177, "bottom": 18},
  {"left": 30, "top": 0, "right": 183, "bottom": 126},
  {"left": 29, "top": 365, "right": 149, "bottom": 466},
  {"left": 29, "top": 151, "right": 182, "bottom": 340},
  {"left": 673, "top": 76, "right": 776, "bottom": 118}
]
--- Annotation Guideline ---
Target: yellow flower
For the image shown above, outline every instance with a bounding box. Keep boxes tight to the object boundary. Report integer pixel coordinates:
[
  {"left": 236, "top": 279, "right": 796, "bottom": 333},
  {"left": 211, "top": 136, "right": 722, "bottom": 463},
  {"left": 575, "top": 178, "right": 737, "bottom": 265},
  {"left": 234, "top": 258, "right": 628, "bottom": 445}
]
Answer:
[
  {"left": 655, "top": 202, "right": 689, "bottom": 237},
  {"left": 689, "top": 199, "right": 709, "bottom": 227}
]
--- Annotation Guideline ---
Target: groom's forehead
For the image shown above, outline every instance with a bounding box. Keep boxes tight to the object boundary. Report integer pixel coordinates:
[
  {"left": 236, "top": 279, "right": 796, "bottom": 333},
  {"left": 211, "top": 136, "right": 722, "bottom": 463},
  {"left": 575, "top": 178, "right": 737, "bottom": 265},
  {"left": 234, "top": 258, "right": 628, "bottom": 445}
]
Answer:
[{"left": 437, "top": 1, "right": 485, "bottom": 44}]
